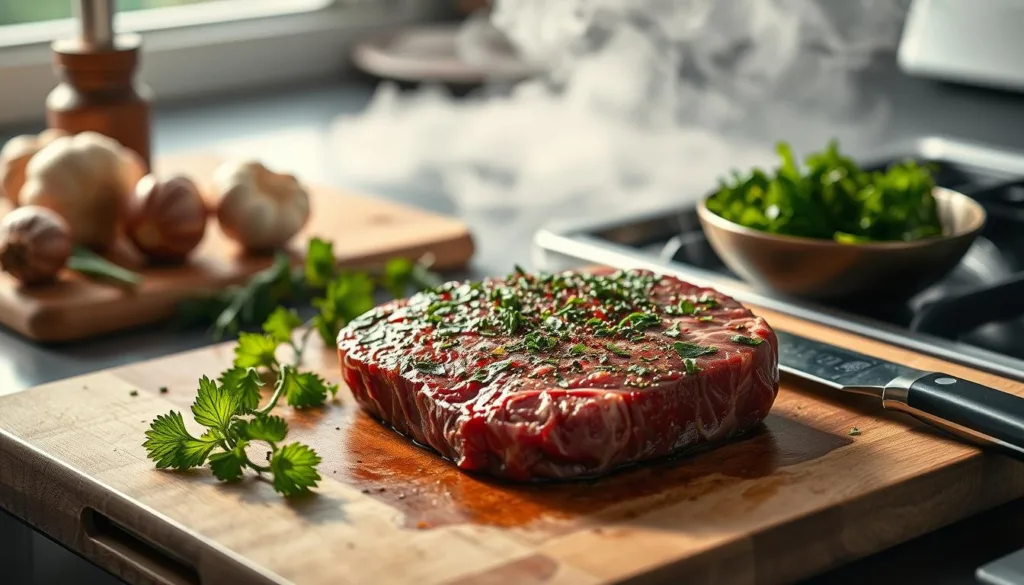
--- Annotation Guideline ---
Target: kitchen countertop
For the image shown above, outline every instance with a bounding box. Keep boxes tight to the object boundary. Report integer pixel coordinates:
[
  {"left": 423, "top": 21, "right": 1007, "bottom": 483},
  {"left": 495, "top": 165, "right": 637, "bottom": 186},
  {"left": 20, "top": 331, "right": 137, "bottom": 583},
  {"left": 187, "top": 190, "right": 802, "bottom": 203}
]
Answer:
[{"left": 3, "top": 60, "right": 1024, "bottom": 585}]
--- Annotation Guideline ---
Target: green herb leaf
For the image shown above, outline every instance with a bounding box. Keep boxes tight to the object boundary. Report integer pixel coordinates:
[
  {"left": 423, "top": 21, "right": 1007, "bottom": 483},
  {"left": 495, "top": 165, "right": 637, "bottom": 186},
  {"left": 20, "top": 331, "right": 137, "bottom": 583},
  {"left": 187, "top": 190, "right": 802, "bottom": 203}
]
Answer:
[
  {"left": 191, "top": 376, "right": 237, "bottom": 431},
  {"left": 683, "top": 358, "right": 701, "bottom": 376},
  {"left": 627, "top": 364, "right": 651, "bottom": 376},
  {"left": 672, "top": 342, "right": 717, "bottom": 359},
  {"left": 67, "top": 247, "right": 143, "bottom": 289},
  {"left": 312, "top": 315, "right": 337, "bottom": 350},
  {"left": 245, "top": 414, "right": 289, "bottom": 443},
  {"left": 604, "top": 342, "right": 630, "bottom": 357},
  {"left": 270, "top": 443, "right": 322, "bottom": 496},
  {"left": 209, "top": 443, "right": 248, "bottom": 482},
  {"left": 407, "top": 359, "right": 445, "bottom": 376},
  {"left": 524, "top": 331, "right": 558, "bottom": 353},
  {"left": 233, "top": 333, "right": 279, "bottom": 370},
  {"left": 697, "top": 294, "right": 719, "bottom": 308},
  {"left": 218, "top": 367, "right": 263, "bottom": 415},
  {"left": 664, "top": 325, "right": 681, "bottom": 338},
  {"left": 281, "top": 368, "right": 331, "bottom": 409},
  {"left": 305, "top": 237, "right": 336, "bottom": 288},
  {"left": 262, "top": 307, "right": 302, "bottom": 345},
  {"left": 554, "top": 296, "right": 584, "bottom": 316},
  {"left": 617, "top": 311, "right": 661, "bottom": 330},
  {"left": 731, "top": 335, "right": 763, "bottom": 346},
  {"left": 380, "top": 257, "right": 415, "bottom": 299},
  {"left": 209, "top": 253, "right": 294, "bottom": 341},
  {"left": 472, "top": 359, "right": 513, "bottom": 384},
  {"left": 568, "top": 343, "right": 588, "bottom": 356},
  {"left": 312, "top": 272, "right": 376, "bottom": 347},
  {"left": 142, "top": 412, "right": 220, "bottom": 470}
]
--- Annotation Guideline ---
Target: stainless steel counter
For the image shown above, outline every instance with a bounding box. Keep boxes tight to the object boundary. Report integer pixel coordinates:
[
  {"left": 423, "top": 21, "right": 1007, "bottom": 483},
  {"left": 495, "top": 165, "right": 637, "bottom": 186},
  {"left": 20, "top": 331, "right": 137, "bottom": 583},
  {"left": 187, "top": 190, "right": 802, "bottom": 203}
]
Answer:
[{"left": 2, "top": 59, "right": 1024, "bottom": 584}]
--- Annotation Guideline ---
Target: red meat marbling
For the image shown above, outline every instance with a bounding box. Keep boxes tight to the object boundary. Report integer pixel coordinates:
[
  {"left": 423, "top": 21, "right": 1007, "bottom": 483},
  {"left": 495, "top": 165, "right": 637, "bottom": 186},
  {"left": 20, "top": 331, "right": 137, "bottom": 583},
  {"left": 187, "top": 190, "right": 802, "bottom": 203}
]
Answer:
[{"left": 338, "top": 268, "right": 779, "bottom": 481}]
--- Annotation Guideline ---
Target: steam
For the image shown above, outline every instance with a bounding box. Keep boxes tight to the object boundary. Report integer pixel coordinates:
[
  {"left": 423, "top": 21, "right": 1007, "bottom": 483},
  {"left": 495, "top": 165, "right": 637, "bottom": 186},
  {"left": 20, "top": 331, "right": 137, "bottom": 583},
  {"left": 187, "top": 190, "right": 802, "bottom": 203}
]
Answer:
[{"left": 328, "top": 0, "right": 911, "bottom": 261}]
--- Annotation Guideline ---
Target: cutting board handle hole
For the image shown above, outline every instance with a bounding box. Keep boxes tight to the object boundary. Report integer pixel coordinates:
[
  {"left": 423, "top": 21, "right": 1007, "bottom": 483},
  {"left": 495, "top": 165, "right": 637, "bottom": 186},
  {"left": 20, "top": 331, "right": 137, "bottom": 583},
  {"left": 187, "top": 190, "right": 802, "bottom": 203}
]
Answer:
[{"left": 82, "top": 507, "right": 201, "bottom": 585}]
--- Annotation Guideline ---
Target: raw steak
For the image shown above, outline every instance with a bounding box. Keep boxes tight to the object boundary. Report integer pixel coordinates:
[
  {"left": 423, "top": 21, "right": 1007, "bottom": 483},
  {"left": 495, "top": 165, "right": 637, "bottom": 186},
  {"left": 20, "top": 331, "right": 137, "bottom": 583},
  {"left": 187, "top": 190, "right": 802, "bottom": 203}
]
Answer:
[{"left": 338, "top": 268, "right": 779, "bottom": 481}]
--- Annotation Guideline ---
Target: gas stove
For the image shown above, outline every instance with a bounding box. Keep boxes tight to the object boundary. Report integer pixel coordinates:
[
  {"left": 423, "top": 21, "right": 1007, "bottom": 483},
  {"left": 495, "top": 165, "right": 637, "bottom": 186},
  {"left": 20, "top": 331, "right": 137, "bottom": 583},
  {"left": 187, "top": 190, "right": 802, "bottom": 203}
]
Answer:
[{"left": 533, "top": 136, "right": 1024, "bottom": 382}]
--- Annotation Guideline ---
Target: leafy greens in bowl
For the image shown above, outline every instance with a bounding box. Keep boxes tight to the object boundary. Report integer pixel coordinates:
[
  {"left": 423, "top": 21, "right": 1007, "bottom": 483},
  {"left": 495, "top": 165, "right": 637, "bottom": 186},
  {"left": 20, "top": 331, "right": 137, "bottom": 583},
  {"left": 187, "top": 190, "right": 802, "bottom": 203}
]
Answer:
[{"left": 705, "top": 141, "right": 944, "bottom": 244}]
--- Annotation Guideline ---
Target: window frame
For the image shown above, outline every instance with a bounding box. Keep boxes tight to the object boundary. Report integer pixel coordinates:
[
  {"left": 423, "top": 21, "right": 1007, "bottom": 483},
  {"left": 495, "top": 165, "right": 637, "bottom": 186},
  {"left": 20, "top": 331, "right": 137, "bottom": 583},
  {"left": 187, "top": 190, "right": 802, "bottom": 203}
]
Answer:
[{"left": 0, "top": 0, "right": 450, "bottom": 126}]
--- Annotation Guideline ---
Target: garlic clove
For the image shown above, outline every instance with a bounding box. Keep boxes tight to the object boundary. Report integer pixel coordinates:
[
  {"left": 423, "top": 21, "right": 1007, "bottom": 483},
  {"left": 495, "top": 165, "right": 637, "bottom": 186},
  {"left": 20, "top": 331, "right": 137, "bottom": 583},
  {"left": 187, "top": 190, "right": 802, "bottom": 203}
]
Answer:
[
  {"left": 214, "top": 160, "right": 311, "bottom": 253},
  {"left": 0, "top": 134, "right": 43, "bottom": 206},
  {"left": 126, "top": 174, "right": 208, "bottom": 263},
  {"left": 0, "top": 205, "right": 72, "bottom": 285}
]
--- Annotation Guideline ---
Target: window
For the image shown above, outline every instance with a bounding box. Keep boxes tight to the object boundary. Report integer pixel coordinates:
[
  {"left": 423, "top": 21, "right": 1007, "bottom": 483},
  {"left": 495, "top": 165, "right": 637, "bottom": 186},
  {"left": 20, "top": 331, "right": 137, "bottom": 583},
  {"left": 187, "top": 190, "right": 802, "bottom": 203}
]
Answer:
[
  {"left": 1, "top": 1, "right": 220, "bottom": 27},
  {"left": 0, "top": 0, "right": 447, "bottom": 126}
]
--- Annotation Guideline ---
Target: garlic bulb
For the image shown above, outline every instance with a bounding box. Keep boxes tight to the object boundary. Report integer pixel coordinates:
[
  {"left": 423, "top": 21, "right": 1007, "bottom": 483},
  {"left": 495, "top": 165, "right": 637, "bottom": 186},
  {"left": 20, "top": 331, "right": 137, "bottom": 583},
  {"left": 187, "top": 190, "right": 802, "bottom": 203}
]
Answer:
[
  {"left": 126, "top": 174, "right": 208, "bottom": 263},
  {"left": 0, "top": 129, "right": 69, "bottom": 205},
  {"left": 0, "top": 205, "right": 73, "bottom": 285},
  {"left": 214, "top": 161, "right": 311, "bottom": 252},
  {"left": 20, "top": 132, "right": 134, "bottom": 251}
]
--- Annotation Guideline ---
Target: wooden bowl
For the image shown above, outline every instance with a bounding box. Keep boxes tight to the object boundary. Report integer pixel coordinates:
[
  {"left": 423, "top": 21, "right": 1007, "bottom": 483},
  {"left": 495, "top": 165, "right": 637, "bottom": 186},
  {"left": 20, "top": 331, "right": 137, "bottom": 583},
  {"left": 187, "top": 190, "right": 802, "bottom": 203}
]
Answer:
[{"left": 696, "top": 187, "right": 987, "bottom": 300}]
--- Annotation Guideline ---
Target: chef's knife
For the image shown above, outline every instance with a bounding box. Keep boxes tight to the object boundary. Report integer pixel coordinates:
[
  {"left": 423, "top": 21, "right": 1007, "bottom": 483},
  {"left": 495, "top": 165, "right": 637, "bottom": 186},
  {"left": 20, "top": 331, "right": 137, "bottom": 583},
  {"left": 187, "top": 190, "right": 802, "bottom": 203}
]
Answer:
[{"left": 776, "top": 330, "right": 1024, "bottom": 458}]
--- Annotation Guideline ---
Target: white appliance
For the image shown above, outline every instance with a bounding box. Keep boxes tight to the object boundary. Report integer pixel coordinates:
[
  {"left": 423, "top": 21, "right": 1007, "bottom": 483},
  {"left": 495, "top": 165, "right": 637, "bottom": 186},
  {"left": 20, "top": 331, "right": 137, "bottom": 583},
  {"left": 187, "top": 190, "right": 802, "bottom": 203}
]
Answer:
[{"left": 899, "top": 0, "right": 1024, "bottom": 92}]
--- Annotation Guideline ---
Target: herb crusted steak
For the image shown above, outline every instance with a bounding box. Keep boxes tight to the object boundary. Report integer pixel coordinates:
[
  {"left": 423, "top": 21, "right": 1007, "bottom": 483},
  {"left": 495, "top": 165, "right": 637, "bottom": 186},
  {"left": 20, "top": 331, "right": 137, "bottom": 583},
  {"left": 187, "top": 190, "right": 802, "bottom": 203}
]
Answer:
[{"left": 337, "top": 268, "right": 779, "bottom": 481}]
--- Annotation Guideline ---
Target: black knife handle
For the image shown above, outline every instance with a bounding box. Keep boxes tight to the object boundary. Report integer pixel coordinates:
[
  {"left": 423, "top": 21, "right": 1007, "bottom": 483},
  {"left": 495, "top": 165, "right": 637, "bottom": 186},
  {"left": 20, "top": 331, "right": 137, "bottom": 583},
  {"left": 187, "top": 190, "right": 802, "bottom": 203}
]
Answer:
[{"left": 882, "top": 373, "right": 1024, "bottom": 458}]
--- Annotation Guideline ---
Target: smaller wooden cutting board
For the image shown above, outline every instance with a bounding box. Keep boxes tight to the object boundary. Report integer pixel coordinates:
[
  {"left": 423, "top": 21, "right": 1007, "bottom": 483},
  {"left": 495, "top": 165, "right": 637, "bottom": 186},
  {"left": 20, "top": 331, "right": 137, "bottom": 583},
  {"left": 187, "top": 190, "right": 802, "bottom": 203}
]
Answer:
[{"left": 0, "top": 154, "right": 474, "bottom": 343}]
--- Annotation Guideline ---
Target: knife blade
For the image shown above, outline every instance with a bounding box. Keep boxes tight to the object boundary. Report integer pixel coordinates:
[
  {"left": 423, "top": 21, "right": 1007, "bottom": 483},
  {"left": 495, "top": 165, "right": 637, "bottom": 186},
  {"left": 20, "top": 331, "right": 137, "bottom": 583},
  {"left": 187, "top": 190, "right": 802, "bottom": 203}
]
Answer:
[{"left": 775, "top": 330, "right": 1024, "bottom": 458}]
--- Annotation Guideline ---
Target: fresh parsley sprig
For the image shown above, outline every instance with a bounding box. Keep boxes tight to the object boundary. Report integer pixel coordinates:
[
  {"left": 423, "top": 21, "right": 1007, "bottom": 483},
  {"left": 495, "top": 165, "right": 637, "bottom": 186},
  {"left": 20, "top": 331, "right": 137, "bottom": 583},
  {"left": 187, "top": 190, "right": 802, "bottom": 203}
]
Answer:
[
  {"left": 145, "top": 237, "right": 440, "bottom": 497},
  {"left": 144, "top": 306, "right": 337, "bottom": 496}
]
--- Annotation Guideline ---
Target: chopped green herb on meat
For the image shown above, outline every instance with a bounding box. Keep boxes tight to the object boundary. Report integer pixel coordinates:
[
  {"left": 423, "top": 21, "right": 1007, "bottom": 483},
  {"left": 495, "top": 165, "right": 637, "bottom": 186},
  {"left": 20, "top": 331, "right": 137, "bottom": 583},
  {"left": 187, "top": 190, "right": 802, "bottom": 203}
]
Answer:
[
  {"left": 604, "top": 342, "right": 631, "bottom": 358},
  {"left": 683, "top": 358, "right": 701, "bottom": 376},
  {"left": 408, "top": 359, "right": 446, "bottom": 376},
  {"left": 345, "top": 268, "right": 770, "bottom": 394},
  {"left": 672, "top": 342, "right": 718, "bottom": 359},
  {"left": 472, "top": 359, "right": 514, "bottom": 384},
  {"left": 731, "top": 335, "right": 763, "bottom": 346}
]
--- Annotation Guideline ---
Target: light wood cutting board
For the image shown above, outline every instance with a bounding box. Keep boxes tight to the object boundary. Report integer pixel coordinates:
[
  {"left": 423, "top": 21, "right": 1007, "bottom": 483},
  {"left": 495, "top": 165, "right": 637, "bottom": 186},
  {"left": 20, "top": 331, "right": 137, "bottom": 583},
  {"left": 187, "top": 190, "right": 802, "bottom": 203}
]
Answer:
[
  {"left": 1, "top": 301, "right": 1023, "bottom": 585},
  {"left": 0, "top": 154, "right": 474, "bottom": 343}
]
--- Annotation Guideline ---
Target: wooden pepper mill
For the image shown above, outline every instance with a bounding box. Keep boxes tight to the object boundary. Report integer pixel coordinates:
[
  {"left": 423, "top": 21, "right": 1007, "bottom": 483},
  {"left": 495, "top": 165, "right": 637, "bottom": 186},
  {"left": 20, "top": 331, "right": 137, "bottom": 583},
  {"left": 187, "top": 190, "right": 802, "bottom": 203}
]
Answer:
[{"left": 47, "top": 0, "right": 153, "bottom": 170}]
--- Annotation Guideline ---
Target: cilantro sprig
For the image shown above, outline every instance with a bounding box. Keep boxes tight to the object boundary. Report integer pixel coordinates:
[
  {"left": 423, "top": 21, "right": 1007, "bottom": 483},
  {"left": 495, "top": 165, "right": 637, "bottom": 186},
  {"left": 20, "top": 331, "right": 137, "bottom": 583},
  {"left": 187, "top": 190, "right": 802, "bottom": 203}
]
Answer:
[
  {"left": 146, "top": 238, "right": 439, "bottom": 497},
  {"left": 144, "top": 307, "right": 335, "bottom": 496}
]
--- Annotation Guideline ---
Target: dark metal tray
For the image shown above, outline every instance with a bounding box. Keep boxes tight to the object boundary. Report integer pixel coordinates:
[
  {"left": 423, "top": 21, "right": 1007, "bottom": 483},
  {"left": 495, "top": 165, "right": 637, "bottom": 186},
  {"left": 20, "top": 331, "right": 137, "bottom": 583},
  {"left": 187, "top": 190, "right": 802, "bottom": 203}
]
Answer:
[{"left": 532, "top": 136, "right": 1024, "bottom": 382}]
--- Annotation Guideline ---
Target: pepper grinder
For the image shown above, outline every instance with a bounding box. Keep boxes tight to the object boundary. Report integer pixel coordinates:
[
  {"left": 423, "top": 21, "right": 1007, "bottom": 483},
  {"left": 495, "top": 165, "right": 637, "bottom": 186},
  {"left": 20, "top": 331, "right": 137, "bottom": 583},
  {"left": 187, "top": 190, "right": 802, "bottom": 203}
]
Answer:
[{"left": 47, "top": 0, "right": 153, "bottom": 170}]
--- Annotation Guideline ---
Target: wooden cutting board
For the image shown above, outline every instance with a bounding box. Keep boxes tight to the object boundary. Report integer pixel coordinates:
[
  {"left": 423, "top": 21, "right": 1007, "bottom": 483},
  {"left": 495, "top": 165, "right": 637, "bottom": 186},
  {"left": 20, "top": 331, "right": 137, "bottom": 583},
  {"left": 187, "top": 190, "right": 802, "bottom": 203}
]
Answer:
[
  {"left": 1, "top": 302, "right": 1023, "bottom": 585},
  {"left": 0, "top": 154, "right": 474, "bottom": 343}
]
